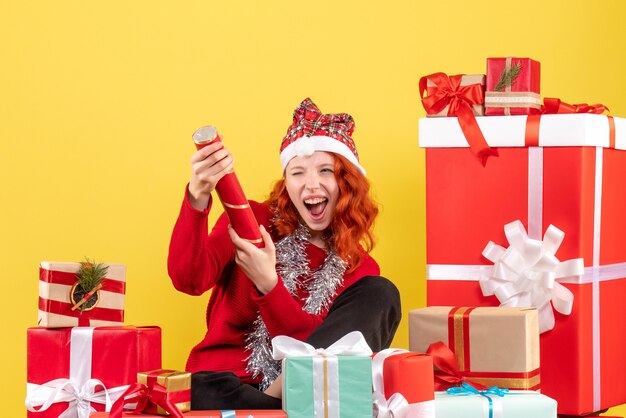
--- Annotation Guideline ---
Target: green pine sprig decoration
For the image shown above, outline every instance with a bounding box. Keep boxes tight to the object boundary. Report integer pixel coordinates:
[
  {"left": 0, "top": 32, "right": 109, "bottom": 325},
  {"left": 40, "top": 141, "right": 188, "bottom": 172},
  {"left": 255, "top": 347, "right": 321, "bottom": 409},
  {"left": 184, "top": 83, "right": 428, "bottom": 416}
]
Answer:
[
  {"left": 494, "top": 62, "right": 522, "bottom": 91},
  {"left": 76, "top": 258, "right": 108, "bottom": 293}
]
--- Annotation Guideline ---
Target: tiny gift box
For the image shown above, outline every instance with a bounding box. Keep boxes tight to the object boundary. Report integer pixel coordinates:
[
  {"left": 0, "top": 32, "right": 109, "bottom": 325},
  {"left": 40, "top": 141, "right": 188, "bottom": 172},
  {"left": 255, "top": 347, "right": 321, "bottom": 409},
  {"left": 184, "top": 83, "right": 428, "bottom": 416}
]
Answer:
[
  {"left": 435, "top": 384, "right": 557, "bottom": 418},
  {"left": 272, "top": 331, "right": 373, "bottom": 418},
  {"left": 485, "top": 57, "right": 541, "bottom": 115},
  {"left": 117, "top": 369, "right": 191, "bottom": 416},
  {"left": 422, "top": 74, "right": 486, "bottom": 117},
  {"left": 408, "top": 306, "right": 540, "bottom": 390},
  {"left": 26, "top": 326, "right": 161, "bottom": 418},
  {"left": 372, "top": 349, "right": 435, "bottom": 418},
  {"left": 39, "top": 261, "right": 126, "bottom": 327}
]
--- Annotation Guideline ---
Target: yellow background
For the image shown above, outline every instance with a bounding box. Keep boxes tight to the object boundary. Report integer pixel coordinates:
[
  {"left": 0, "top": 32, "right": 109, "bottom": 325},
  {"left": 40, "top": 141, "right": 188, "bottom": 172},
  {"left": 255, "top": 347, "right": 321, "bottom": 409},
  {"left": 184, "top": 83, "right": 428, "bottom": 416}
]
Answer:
[{"left": 2, "top": 0, "right": 626, "bottom": 416}]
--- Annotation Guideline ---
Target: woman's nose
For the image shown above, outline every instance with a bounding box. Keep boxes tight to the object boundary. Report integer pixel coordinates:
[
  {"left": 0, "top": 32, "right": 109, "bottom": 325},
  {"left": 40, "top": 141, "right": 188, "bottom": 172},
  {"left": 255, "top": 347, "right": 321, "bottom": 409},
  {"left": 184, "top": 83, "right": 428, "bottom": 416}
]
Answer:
[{"left": 304, "top": 173, "right": 320, "bottom": 189}]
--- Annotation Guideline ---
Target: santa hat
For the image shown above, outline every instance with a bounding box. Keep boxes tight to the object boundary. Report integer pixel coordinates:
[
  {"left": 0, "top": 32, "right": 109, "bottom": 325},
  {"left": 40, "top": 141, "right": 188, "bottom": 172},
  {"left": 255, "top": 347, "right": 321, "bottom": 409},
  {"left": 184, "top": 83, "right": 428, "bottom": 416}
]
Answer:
[{"left": 279, "top": 98, "right": 366, "bottom": 175}]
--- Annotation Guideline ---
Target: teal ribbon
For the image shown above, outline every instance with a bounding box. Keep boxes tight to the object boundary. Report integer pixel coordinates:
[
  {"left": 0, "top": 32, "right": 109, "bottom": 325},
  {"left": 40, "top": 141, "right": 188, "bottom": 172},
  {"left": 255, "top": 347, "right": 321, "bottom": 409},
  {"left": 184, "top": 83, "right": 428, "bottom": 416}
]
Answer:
[
  {"left": 221, "top": 411, "right": 236, "bottom": 418},
  {"left": 447, "top": 382, "right": 509, "bottom": 418}
]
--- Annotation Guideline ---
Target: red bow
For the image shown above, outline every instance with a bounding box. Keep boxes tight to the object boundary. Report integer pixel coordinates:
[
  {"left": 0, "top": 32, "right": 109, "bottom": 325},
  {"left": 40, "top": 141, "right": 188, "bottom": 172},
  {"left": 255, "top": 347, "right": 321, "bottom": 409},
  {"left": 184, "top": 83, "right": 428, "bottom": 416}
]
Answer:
[
  {"left": 426, "top": 341, "right": 486, "bottom": 391},
  {"left": 542, "top": 98, "right": 609, "bottom": 115},
  {"left": 109, "top": 382, "right": 186, "bottom": 418},
  {"left": 419, "top": 73, "right": 497, "bottom": 166}
]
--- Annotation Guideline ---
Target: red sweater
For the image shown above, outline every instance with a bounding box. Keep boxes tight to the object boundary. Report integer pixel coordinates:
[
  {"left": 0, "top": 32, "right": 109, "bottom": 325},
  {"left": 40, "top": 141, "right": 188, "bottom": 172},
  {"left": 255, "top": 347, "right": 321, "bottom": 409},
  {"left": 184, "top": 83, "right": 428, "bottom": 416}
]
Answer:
[{"left": 168, "top": 188, "right": 380, "bottom": 383}]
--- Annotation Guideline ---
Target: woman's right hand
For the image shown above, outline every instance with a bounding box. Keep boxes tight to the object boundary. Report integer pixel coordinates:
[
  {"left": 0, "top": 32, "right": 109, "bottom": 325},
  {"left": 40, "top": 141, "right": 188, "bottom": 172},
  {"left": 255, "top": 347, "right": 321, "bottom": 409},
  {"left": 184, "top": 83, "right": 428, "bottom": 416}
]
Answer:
[{"left": 188, "top": 142, "right": 234, "bottom": 211}]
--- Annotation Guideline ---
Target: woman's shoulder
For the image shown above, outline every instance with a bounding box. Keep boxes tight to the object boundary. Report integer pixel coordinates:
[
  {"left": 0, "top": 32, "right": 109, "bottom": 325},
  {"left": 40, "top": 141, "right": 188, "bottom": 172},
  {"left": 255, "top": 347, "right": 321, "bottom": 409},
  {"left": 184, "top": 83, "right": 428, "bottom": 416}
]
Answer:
[{"left": 353, "top": 247, "right": 380, "bottom": 275}]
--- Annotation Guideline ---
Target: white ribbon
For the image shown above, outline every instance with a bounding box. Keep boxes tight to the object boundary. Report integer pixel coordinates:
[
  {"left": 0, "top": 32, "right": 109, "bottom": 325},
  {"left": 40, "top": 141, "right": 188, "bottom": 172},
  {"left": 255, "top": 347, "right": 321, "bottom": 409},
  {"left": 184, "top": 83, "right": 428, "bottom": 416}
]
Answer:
[
  {"left": 272, "top": 330, "right": 373, "bottom": 360},
  {"left": 25, "top": 327, "right": 129, "bottom": 418},
  {"left": 480, "top": 220, "right": 584, "bottom": 333},
  {"left": 272, "top": 331, "right": 372, "bottom": 418}
]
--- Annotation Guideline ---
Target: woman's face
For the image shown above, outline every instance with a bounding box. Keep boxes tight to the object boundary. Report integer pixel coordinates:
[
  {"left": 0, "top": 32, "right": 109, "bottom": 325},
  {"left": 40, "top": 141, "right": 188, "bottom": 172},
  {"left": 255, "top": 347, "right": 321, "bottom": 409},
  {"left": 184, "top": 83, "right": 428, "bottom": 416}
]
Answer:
[{"left": 284, "top": 151, "right": 339, "bottom": 236}]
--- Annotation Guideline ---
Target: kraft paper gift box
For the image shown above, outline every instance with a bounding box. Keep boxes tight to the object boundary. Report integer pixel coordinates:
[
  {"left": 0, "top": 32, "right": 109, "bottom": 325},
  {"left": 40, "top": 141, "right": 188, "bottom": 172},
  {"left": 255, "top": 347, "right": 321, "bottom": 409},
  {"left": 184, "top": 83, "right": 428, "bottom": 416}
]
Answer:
[
  {"left": 423, "top": 74, "right": 486, "bottom": 117},
  {"left": 419, "top": 113, "right": 626, "bottom": 415},
  {"left": 372, "top": 349, "right": 435, "bottom": 418},
  {"left": 39, "top": 261, "right": 126, "bottom": 327},
  {"left": 408, "top": 306, "right": 540, "bottom": 390},
  {"left": 485, "top": 57, "right": 541, "bottom": 115},
  {"left": 434, "top": 386, "right": 557, "bottom": 418},
  {"left": 26, "top": 326, "right": 161, "bottom": 418},
  {"left": 272, "top": 331, "right": 373, "bottom": 418},
  {"left": 90, "top": 411, "right": 287, "bottom": 417}
]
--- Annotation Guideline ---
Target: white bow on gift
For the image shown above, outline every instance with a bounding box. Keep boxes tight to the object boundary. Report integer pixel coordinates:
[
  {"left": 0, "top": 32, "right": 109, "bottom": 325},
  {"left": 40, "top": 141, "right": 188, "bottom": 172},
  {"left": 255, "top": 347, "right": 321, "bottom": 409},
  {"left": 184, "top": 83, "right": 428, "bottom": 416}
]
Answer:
[
  {"left": 272, "top": 330, "right": 373, "bottom": 359},
  {"left": 481, "top": 220, "right": 584, "bottom": 333},
  {"left": 25, "top": 378, "right": 128, "bottom": 418}
]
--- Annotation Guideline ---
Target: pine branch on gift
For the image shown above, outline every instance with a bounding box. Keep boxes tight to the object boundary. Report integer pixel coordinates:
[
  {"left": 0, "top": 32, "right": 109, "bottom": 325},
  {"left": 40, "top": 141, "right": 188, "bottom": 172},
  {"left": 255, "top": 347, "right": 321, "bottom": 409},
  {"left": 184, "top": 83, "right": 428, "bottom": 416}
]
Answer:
[
  {"left": 494, "top": 62, "right": 522, "bottom": 91},
  {"left": 71, "top": 258, "right": 108, "bottom": 311}
]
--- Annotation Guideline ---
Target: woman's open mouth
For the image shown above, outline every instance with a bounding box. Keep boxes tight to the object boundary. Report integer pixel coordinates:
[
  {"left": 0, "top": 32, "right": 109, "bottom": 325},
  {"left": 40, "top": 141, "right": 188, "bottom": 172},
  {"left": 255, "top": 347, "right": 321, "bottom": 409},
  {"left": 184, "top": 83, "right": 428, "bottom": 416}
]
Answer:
[{"left": 304, "top": 197, "right": 328, "bottom": 221}]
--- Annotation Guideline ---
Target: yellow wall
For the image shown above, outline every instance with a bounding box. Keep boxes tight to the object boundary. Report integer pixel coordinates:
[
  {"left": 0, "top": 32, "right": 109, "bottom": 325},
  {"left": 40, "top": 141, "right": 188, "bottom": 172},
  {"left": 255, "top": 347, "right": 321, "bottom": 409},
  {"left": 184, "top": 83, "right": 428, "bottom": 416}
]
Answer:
[{"left": 3, "top": 0, "right": 626, "bottom": 416}]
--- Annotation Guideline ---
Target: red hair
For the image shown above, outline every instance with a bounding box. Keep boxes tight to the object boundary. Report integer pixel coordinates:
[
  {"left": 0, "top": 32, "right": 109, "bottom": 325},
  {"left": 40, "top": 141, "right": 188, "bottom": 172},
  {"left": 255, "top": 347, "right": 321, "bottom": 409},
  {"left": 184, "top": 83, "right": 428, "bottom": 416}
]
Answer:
[{"left": 266, "top": 154, "right": 378, "bottom": 272}]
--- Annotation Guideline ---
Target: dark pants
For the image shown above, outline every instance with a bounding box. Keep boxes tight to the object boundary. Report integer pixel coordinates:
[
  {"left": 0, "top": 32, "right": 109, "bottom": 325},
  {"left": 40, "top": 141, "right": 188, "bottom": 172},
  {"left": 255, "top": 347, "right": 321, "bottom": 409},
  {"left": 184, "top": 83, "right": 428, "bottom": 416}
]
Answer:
[{"left": 191, "top": 275, "right": 401, "bottom": 410}]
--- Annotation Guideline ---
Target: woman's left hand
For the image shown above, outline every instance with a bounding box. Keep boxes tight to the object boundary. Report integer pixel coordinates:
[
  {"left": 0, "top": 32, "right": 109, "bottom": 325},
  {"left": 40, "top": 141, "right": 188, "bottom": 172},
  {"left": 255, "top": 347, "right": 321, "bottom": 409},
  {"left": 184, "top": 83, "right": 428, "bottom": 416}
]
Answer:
[{"left": 227, "top": 224, "right": 278, "bottom": 294}]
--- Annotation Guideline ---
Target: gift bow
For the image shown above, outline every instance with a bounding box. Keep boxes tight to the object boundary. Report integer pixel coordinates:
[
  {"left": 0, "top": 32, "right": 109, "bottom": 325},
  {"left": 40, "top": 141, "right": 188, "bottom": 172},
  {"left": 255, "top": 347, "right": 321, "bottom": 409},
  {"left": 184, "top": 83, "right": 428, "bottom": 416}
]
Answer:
[
  {"left": 447, "top": 382, "right": 508, "bottom": 418},
  {"left": 25, "top": 378, "right": 128, "bottom": 418},
  {"left": 271, "top": 330, "right": 373, "bottom": 359},
  {"left": 109, "top": 382, "right": 185, "bottom": 418},
  {"left": 419, "top": 73, "right": 497, "bottom": 166},
  {"left": 372, "top": 349, "right": 410, "bottom": 418},
  {"left": 426, "top": 341, "right": 485, "bottom": 392},
  {"left": 542, "top": 98, "right": 609, "bottom": 115},
  {"left": 481, "top": 220, "right": 584, "bottom": 333}
]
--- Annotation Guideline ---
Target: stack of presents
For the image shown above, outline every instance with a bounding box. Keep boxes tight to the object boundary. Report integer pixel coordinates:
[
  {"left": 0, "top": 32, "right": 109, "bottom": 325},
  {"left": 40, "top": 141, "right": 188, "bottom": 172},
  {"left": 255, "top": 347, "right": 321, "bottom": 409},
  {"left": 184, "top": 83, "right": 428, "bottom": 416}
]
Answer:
[{"left": 25, "top": 57, "right": 626, "bottom": 418}]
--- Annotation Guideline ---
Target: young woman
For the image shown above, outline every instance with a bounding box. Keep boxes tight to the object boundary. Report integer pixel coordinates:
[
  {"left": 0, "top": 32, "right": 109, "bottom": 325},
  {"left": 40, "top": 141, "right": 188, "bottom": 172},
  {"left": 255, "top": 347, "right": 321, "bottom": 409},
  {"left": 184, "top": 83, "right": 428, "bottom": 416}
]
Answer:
[{"left": 168, "top": 98, "right": 401, "bottom": 409}]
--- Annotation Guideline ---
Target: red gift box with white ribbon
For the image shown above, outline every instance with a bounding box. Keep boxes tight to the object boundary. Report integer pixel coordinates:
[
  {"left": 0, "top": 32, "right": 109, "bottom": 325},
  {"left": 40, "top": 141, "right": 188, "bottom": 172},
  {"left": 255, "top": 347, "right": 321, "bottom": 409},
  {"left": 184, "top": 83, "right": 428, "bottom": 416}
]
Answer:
[
  {"left": 372, "top": 349, "right": 435, "bottom": 418},
  {"left": 38, "top": 261, "right": 126, "bottom": 328},
  {"left": 419, "top": 113, "right": 626, "bottom": 415},
  {"left": 26, "top": 326, "right": 161, "bottom": 418},
  {"left": 485, "top": 57, "right": 541, "bottom": 116}
]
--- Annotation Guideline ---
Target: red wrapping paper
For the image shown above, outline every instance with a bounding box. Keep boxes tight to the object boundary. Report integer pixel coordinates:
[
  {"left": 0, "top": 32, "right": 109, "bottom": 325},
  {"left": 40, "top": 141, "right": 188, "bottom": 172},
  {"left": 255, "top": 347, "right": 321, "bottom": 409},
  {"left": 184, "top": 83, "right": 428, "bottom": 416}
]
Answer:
[
  {"left": 27, "top": 326, "right": 161, "bottom": 418},
  {"left": 424, "top": 144, "right": 626, "bottom": 415},
  {"left": 382, "top": 352, "right": 434, "bottom": 404},
  {"left": 193, "top": 127, "right": 263, "bottom": 247},
  {"left": 485, "top": 57, "right": 541, "bottom": 115},
  {"left": 90, "top": 411, "right": 287, "bottom": 417}
]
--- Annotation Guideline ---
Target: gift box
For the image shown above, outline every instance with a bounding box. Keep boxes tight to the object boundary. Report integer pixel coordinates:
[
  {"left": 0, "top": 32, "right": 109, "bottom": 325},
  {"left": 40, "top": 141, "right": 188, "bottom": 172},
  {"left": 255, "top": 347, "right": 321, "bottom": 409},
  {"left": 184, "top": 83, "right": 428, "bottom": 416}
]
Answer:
[
  {"left": 90, "top": 411, "right": 287, "bottom": 417},
  {"left": 419, "top": 113, "right": 626, "bottom": 415},
  {"left": 26, "top": 326, "right": 161, "bottom": 418},
  {"left": 272, "top": 331, "right": 373, "bottom": 418},
  {"left": 434, "top": 386, "right": 557, "bottom": 418},
  {"left": 423, "top": 74, "right": 486, "bottom": 117},
  {"left": 38, "top": 261, "right": 126, "bottom": 327},
  {"left": 137, "top": 369, "right": 191, "bottom": 415},
  {"left": 372, "top": 349, "right": 435, "bottom": 418},
  {"left": 408, "top": 307, "right": 540, "bottom": 390},
  {"left": 485, "top": 57, "right": 541, "bottom": 115}
]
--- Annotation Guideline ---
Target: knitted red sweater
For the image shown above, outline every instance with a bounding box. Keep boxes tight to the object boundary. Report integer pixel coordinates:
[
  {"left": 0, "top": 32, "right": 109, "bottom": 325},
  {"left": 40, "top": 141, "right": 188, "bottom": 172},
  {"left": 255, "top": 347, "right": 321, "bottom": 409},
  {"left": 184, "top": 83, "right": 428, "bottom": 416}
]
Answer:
[{"left": 168, "top": 188, "right": 380, "bottom": 383}]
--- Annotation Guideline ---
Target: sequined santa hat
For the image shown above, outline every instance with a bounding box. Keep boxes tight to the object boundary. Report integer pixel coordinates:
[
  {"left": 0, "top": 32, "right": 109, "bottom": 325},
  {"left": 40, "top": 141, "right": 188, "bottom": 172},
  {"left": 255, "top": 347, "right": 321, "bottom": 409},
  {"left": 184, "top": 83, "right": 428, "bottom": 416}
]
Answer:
[{"left": 279, "top": 98, "right": 366, "bottom": 175}]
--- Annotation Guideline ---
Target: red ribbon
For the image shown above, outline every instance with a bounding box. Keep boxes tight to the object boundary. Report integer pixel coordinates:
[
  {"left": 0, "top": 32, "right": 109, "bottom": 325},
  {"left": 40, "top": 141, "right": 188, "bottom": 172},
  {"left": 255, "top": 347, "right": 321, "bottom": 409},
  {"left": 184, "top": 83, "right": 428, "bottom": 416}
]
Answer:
[
  {"left": 38, "top": 297, "right": 125, "bottom": 325},
  {"left": 541, "top": 98, "right": 609, "bottom": 115},
  {"left": 525, "top": 98, "right": 614, "bottom": 148},
  {"left": 109, "top": 382, "right": 188, "bottom": 418},
  {"left": 426, "top": 341, "right": 486, "bottom": 391},
  {"left": 419, "top": 73, "right": 498, "bottom": 166},
  {"left": 39, "top": 268, "right": 126, "bottom": 294}
]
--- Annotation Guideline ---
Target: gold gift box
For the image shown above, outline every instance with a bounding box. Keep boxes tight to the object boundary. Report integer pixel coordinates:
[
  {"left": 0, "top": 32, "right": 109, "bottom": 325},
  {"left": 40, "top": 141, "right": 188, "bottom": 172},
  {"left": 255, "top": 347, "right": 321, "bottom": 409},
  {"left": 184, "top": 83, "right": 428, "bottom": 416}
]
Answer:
[{"left": 138, "top": 369, "right": 192, "bottom": 415}]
